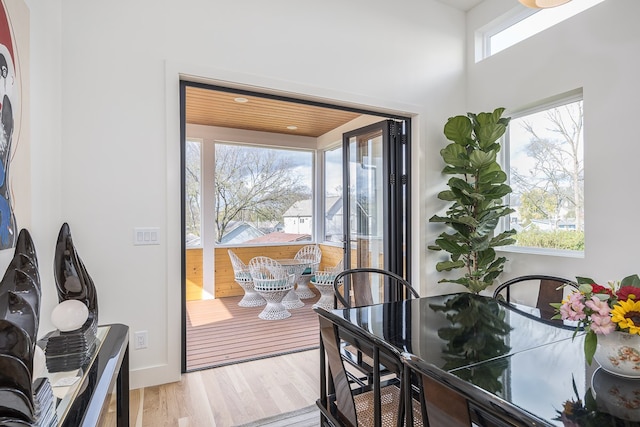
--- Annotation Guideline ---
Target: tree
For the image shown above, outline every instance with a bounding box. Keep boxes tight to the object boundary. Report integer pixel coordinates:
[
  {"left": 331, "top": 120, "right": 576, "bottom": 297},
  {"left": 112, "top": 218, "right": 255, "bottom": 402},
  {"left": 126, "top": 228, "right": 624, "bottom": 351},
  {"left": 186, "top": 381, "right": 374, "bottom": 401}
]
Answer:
[
  {"left": 185, "top": 141, "right": 201, "bottom": 239},
  {"left": 512, "top": 102, "right": 584, "bottom": 231},
  {"left": 215, "top": 145, "right": 310, "bottom": 241}
]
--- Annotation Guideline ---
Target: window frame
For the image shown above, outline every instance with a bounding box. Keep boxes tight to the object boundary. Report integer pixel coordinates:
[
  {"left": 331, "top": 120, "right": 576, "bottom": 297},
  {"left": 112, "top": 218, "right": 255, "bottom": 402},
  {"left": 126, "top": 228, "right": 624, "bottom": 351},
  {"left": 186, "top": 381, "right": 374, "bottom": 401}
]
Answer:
[
  {"left": 477, "top": 0, "right": 606, "bottom": 62},
  {"left": 212, "top": 140, "right": 315, "bottom": 247},
  {"left": 321, "top": 143, "right": 344, "bottom": 247},
  {"left": 501, "top": 89, "right": 585, "bottom": 258}
]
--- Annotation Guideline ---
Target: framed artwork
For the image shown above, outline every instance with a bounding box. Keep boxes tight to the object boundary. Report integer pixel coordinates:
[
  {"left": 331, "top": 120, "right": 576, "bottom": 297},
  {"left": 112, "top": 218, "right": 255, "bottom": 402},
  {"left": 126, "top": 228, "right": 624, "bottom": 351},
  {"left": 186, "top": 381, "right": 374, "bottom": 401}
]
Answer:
[{"left": 0, "top": 0, "right": 29, "bottom": 251}]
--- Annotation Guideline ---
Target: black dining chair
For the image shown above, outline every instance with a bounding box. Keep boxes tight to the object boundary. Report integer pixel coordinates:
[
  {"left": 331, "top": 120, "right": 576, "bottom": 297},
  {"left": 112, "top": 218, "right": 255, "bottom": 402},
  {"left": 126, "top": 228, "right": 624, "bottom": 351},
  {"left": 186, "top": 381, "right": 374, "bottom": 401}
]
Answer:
[
  {"left": 333, "top": 267, "right": 419, "bottom": 309},
  {"left": 332, "top": 268, "right": 420, "bottom": 387},
  {"left": 317, "top": 315, "right": 424, "bottom": 427},
  {"left": 492, "top": 275, "right": 578, "bottom": 327}
]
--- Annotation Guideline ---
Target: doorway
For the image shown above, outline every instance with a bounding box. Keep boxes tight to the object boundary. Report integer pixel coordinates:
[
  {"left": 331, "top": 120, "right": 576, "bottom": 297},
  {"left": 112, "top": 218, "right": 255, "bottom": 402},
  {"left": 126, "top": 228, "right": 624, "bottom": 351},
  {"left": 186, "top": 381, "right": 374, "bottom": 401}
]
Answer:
[{"left": 179, "top": 81, "right": 411, "bottom": 372}]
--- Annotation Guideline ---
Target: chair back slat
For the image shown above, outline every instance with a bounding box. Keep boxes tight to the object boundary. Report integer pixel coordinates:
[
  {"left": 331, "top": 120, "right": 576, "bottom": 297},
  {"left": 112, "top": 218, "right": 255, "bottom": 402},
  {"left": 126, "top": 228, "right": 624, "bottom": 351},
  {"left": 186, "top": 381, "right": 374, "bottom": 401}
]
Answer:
[
  {"left": 333, "top": 268, "right": 419, "bottom": 309},
  {"left": 319, "top": 316, "right": 358, "bottom": 427}
]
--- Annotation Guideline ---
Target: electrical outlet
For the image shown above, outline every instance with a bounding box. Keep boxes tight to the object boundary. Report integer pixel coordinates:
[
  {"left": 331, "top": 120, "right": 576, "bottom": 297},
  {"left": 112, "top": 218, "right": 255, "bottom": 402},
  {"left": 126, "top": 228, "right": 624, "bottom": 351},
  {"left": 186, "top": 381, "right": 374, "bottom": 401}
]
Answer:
[{"left": 134, "top": 331, "right": 148, "bottom": 349}]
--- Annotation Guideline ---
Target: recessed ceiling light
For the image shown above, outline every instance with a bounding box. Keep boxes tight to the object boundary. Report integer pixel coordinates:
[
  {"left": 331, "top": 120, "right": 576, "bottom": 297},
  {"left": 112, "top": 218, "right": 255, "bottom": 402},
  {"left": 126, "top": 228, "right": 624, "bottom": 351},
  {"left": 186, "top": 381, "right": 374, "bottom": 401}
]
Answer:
[
  {"left": 234, "top": 97, "right": 249, "bottom": 103},
  {"left": 286, "top": 126, "right": 298, "bottom": 130}
]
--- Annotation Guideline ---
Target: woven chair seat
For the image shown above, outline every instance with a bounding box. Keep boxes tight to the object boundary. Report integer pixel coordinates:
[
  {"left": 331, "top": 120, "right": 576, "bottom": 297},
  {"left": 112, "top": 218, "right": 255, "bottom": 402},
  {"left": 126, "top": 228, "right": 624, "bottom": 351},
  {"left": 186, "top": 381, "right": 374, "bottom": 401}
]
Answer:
[
  {"left": 353, "top": 385, "right": 423, "bottom": 427},
  {"left": 254, "top": 278, "right": 291, "bottom": 292}
]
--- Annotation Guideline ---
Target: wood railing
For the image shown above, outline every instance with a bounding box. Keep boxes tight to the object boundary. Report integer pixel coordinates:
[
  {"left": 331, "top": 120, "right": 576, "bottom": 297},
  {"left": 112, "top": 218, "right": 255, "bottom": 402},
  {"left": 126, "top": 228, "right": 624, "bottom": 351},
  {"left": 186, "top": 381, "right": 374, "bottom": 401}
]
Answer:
[{"left": 186, "top": 244, "right": 344, "bottom": 300}]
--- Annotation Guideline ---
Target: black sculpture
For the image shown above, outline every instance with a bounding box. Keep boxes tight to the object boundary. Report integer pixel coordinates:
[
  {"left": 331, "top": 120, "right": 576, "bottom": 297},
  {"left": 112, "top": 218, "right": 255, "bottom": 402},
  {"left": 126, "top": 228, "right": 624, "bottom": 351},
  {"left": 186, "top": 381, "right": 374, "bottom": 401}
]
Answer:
[
  {"left": 0, "top": 229, "right": 55, "bottom": 425},
  {"left": 53, "top": 222, "right": 98, "bottom": 334},
  {"left": 37, "top": 223, "right": 99, "bottom": 376}
]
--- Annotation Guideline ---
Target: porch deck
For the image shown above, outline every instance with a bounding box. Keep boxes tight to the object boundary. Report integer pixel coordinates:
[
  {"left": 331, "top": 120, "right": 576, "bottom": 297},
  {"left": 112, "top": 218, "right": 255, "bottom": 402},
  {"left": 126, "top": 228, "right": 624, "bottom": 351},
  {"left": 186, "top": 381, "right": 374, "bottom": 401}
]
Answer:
[{"left": 186, "top": 294, "right": 321, "bottom": 371}]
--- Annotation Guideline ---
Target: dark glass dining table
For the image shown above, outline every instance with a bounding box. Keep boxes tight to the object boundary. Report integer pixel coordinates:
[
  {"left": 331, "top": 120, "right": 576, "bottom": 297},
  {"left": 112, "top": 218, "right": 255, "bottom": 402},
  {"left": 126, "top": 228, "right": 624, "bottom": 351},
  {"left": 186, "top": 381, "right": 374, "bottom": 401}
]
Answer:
[{"left": 315, "top": 293, "right": 640, "bottom": 426}]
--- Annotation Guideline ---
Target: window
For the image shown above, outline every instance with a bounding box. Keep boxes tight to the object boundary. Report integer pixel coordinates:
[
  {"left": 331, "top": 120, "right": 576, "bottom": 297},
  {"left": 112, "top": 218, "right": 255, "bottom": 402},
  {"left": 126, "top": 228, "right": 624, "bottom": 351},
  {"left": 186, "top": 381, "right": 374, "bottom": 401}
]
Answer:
[
  {"left": 324, "top": 145, "right": 343, "bottom": 243},
  {"left": 214, "top": 143, "right": 313, "bottom": 244},
  {"left": 479, "top": 0, "right": 605, "bottom": 60},
  {"left": 185, "top": 139, "right": 202, "bottom": 248},
  {"left": 506, "top": 93, "right": 584, "bottom": 254}
]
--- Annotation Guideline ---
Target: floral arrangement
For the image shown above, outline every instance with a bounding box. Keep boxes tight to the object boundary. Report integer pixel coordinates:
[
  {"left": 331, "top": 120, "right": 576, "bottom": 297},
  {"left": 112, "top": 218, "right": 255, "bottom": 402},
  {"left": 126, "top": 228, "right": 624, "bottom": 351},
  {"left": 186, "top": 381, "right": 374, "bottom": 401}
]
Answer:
[{"left": 552, "top": 274, "right": 640, "bottom": 364}]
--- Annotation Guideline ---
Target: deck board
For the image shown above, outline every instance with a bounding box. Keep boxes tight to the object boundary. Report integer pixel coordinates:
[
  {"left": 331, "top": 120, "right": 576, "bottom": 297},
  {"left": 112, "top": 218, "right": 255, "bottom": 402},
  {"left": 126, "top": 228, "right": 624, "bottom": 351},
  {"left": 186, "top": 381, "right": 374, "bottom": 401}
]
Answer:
[{"left": 186, "top": 294, "right": 321, "bottom": 371}]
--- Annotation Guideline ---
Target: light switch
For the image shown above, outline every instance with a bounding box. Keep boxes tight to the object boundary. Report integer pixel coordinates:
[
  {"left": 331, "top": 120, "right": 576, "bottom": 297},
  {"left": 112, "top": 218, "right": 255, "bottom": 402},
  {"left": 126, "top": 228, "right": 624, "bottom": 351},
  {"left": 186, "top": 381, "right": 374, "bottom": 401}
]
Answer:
[{"left": 134, "top": 227, "right": 160, "bottom": 245}]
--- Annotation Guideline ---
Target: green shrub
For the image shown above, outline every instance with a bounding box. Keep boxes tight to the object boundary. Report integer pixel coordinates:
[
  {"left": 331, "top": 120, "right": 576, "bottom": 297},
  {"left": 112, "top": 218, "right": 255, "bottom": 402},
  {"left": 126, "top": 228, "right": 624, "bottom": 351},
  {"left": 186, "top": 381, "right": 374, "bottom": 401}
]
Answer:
[{"left": 515, "top": 229, "right": 584, "bottom": 251}]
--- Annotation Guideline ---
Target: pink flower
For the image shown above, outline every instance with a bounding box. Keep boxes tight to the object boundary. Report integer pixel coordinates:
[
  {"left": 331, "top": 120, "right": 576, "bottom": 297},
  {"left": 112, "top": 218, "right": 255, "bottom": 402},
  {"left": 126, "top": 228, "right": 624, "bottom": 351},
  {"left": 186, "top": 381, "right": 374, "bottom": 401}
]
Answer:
[
  {"left": 559, "top": 293, "right": 586, "bottom": 321},
  {"left": 589, "top": 313, "right": 616, "bottom": 334},
  {"left": 585, "top": 296, "right": 611, "bottom": 317}
]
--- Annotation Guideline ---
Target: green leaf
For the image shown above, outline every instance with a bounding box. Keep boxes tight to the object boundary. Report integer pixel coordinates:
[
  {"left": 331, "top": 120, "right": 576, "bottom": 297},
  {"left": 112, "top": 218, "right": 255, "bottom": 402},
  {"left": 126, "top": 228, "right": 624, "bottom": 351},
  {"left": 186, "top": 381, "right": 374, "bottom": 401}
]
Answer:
[
  {"left": 469, "top": 150, "right": 497, "bottom": 169},
  {"left": 437, "top": 190, "right": 458, "bottom": 201},
  {"left": 584, "top": 331, "right": 597, "bottom": 365},
  {"left": 576, "top": 276, "right": 595, "bottom": 285},
  {"left": 476, "top": 248, "right": 496, "bottom": 269},
  {"left": 435, "top": 238, "right": 466, "bottom": 255},
  {"left": 440, "top": 147, "right": 467, "bottom": 169},
  {"left": 491, "top": 107, "right": 506, "bottom": 122},
  {"left": 427, "top": 245, "right": 441, "bottom": 251},
  {"left": 621, "top": 274, "right": 640, "bottom": 287},
  {"left": 444, "top": 116, "right": 472, "bottom": 145},
  {"left": 482, "top": 184, "right": 513, "bottom": 200},
  {"left": 478, "top": 168, "right": 507, "bottom": 185},
  {"left": 436, "top": 260, "right": 465, "bottom": 272},
  {"left": 479, "top": 123, "right": 506, "bottom": 149}
]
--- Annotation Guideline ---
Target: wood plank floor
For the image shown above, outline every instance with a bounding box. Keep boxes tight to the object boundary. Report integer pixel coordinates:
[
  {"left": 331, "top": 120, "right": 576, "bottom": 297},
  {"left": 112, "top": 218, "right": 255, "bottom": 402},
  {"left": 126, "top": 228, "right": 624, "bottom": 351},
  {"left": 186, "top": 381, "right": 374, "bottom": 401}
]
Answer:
[
  {"left": 99, "top": 349, "right": 320, "bottom": 426},
  {"left": 186, "top": 294, "right": 321, "bottom": 371}
]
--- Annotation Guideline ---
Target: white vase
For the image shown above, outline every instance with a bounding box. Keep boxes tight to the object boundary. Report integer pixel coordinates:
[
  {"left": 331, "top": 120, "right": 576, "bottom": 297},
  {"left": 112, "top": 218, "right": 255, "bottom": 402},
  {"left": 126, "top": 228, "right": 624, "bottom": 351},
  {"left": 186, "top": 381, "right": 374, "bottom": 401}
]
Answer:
[
  {"left": 592, "top": 367, "right": 640, "bottom": 421},
  {"left": 594, "top": 331, "right": 640, "bottom": 378}
]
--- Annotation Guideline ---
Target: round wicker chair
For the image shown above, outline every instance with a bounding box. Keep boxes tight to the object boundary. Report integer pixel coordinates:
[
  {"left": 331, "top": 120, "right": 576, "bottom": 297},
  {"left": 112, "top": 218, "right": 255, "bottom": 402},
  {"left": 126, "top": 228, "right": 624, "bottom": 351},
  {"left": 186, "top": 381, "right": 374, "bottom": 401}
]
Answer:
[
  {"left": 312, "top": 258, "right": 344, "bottom": 311},
  {"left": 248, "top": 256, "right": 294, "bottom": 320},
  {"left": 293, "top": 245, "right": 322, "bottom": 299},
  {"left": 228, "top": 250, "right": 265, "bottom": 307}
]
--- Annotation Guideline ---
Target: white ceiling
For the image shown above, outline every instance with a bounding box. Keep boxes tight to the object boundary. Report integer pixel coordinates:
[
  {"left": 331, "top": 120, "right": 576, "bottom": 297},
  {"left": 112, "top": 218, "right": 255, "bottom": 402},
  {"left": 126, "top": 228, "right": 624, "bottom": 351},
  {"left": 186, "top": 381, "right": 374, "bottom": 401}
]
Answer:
[{"left": 435, "top": 0, "right": 485, "bottom": 11}]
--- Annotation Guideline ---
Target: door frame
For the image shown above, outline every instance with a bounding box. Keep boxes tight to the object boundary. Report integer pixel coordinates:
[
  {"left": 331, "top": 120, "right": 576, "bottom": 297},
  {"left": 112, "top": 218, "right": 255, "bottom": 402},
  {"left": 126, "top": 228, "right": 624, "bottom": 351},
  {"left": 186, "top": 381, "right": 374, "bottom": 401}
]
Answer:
[{"left": 179, "top": 80, "right": 412, "bottom": 373}]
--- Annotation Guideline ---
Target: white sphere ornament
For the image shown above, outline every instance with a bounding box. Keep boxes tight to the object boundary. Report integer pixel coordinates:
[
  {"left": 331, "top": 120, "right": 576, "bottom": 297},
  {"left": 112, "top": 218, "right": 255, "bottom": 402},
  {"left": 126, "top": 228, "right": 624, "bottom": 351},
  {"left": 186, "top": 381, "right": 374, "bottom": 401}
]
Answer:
[{"left": 51, "top": 300, "right": 89, "bottom": 332}]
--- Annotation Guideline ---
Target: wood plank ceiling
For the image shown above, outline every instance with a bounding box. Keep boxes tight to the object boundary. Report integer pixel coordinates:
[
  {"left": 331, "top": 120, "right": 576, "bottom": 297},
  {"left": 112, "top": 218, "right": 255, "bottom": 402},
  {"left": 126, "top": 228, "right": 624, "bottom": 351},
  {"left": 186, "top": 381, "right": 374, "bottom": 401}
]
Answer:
[{"left": 185, "top": 86, "right": 363, "bottom": 138}]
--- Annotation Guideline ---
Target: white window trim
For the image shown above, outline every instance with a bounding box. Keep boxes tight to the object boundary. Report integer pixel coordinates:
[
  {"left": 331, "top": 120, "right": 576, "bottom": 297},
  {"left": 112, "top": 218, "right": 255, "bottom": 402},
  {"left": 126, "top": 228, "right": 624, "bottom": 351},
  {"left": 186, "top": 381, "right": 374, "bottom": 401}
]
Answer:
[{"left": 500, "top": 89, "right": 584, "bottom": 258}]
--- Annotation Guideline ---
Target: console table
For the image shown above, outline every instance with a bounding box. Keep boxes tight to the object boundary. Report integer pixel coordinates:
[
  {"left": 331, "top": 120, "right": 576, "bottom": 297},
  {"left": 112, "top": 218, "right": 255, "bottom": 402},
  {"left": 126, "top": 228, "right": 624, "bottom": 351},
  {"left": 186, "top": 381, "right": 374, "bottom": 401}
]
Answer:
[{"left": 39, "top": 323, "right": 130, "bottom": 426}]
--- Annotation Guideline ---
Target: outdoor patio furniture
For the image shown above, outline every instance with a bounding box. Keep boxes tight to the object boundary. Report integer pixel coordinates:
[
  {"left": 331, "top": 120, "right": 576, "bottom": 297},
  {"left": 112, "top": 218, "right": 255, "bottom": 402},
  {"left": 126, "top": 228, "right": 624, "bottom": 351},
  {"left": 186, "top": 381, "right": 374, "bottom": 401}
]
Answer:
[
  {"left": 312, "top": 258, "right": 343, "bottom": 311},
  {"left": 276, "top": 258, "right": 308, "bottom": 309},
  {"left": 248, "top": 256, "right": 294, "bottom": 320},
  {"left": 228, "top": 250, "right": 266, "bottom": 307},
  {"left": 293, "top": 245, "right": 322, "bottom": 299}
]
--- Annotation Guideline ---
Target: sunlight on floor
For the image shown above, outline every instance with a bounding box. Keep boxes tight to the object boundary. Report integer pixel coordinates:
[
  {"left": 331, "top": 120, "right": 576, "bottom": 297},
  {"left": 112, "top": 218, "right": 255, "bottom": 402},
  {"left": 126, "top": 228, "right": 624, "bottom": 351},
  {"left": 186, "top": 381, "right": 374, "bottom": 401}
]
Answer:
[{"left": 187, "top": 299, "right": 234, "bottom": 327}]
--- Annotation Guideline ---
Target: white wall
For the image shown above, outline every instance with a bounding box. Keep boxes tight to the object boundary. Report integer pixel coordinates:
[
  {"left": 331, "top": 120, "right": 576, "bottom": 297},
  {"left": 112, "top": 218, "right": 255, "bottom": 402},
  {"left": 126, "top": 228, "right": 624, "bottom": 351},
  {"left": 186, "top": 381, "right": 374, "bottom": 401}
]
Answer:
[
  {"left": 464, "top": 0, "right": 637, "bottom": 289},
  {"left": 24, "top": 0, "right": 467, "bottom": 388}
]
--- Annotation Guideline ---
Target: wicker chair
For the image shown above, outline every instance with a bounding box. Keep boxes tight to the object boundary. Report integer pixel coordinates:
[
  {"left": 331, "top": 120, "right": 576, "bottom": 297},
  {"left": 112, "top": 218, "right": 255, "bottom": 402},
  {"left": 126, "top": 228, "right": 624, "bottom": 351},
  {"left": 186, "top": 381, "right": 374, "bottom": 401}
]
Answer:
[
  {"left": 317, "top": 315, "right": 423, "bottom": 427},
  {"left": 248, "top": 256, "right": 294, "bottom": 320},
  {"left": 293, "top": 245, "right": 322, "bottom": 299},
  {"left": 228, "top": 250, "right": 266, "bottom": 307},
  {"left": 311, "top": 258, "right": 344, "bottom": 311}
]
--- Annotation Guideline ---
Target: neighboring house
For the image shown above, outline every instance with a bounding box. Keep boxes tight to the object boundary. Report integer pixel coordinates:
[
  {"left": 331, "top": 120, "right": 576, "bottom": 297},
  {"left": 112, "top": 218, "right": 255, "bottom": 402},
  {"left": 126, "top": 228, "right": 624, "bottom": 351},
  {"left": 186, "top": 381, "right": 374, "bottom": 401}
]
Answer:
[
  {"left": 219, "top": 221, "right": 264, "bottom": 244},
  {"left": 325, "top": 196, "right": 343, "bottom": 243},
  {"left": 283, "top": 200, "right": 313, "bottom": 235}
]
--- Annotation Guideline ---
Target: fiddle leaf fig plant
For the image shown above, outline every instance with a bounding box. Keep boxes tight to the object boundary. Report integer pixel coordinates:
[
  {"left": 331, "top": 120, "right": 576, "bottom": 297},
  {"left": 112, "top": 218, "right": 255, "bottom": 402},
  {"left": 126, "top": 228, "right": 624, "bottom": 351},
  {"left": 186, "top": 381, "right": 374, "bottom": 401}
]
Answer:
[{"left": 428, "top": 108, "right": 517, "bottom": 294}]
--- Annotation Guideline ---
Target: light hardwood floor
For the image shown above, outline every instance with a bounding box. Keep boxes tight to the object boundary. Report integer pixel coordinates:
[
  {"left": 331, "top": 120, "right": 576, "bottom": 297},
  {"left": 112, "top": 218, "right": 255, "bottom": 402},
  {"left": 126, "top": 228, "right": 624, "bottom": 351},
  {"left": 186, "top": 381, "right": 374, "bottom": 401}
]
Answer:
[{"left": 100, "top": 349, "right": 320, "bottom": 427}]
